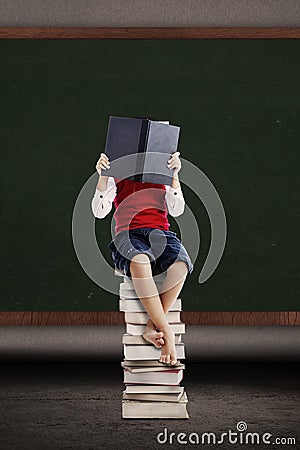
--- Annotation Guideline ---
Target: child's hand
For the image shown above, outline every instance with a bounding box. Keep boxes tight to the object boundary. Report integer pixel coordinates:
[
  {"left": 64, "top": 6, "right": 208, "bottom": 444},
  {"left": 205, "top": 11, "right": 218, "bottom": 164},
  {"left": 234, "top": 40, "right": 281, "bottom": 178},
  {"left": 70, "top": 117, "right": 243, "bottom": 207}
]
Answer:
[
  {"left": 96, "top": 153, "right": 110, "bottom": 175},
  {"left": 167, "top": 151, "right": 181, "bottom": 174}
]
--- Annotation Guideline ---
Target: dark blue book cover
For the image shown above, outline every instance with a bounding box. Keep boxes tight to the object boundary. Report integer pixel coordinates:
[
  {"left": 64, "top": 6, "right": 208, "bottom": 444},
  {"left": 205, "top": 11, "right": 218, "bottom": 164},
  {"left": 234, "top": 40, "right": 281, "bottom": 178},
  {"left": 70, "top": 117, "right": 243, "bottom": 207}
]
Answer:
[{"left": 103, "top": 116, "right": 180, "bottom": 185}]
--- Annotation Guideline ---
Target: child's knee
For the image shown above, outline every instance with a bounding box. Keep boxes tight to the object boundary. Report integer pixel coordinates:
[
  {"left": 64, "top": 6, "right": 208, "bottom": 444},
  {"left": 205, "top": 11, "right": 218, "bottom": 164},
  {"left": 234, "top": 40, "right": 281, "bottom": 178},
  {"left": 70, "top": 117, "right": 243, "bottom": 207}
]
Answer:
[
  {"left": 130, "top": 253, "right": 152, "bottom": 274},
  {"left": 167, "top": 260, "right": 188, "bottom": 276}
]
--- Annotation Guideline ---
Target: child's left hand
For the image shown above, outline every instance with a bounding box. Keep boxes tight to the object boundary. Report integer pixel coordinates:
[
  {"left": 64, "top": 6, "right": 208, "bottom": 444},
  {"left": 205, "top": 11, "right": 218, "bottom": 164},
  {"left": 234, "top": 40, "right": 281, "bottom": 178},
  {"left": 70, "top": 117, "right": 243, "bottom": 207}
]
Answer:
[{"left": 167, "top": 151, "right": 182, "bottom": 174}]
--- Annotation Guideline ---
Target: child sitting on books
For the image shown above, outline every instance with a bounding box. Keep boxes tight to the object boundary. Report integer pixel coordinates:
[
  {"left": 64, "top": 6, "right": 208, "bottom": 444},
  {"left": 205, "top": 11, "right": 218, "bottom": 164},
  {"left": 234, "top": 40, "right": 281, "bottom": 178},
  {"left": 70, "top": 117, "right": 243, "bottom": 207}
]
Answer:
[{"left": 91, "top": 151, "right": 193, "bottom": 366}]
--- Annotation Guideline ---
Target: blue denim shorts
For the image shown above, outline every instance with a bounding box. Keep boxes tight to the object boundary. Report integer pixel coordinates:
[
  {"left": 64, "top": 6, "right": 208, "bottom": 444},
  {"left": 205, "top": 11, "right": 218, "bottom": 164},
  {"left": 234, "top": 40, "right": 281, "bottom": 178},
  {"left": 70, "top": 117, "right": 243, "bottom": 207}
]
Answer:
[{"left": 108, "top": 227, "right": 194, "bottom": 277}]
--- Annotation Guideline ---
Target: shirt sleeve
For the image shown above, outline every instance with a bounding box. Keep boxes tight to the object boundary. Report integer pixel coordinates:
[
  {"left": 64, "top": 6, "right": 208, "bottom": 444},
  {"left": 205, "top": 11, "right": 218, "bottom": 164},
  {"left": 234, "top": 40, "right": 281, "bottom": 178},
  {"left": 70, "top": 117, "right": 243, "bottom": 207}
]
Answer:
[
  {"left": 91, "top": 176, "right": 117, "bottom": 219},
  {"left": 165, "top": 184, "right": 185, "bottom": 217}
]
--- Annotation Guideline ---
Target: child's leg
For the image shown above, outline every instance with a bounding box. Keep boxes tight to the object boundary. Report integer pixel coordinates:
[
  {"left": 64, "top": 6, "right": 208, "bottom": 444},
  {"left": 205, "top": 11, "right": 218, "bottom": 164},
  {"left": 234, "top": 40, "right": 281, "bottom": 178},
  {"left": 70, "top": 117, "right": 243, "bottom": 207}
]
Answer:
[
  {"left": 159, "top": 260, "right": 188, "bottom": 313},
  {"left": 130, "top": 253, "right": 177, "bottom": 365},
  {"left": 146, "top": 261, "right": 188, "bottom": 343}
]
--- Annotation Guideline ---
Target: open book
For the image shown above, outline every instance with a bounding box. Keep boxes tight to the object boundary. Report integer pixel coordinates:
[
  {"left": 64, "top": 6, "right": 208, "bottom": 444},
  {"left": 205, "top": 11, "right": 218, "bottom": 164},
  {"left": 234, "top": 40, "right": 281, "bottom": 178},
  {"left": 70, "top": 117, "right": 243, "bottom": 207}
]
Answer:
[{"left": 103, "top": 116, "right": 180, "bottom": 186}]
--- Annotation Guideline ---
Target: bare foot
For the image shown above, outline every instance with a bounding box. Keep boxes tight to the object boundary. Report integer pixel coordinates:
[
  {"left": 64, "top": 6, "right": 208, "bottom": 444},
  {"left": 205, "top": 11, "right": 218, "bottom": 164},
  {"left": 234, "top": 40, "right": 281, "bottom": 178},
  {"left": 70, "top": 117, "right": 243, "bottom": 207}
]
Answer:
[
  {"left": 159, "top": 331, "right": 177, "bottom": 365},
  {"left": 143, "top": 320, "right": 164, "bottom": 348}
]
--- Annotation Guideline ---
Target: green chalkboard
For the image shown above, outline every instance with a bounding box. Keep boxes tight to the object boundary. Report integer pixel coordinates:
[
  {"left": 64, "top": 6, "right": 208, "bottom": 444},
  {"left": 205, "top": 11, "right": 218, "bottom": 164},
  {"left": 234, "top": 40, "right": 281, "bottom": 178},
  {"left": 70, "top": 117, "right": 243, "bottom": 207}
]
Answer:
[{"left": 1, "top": 39, "right": 299, "bottom": 311}]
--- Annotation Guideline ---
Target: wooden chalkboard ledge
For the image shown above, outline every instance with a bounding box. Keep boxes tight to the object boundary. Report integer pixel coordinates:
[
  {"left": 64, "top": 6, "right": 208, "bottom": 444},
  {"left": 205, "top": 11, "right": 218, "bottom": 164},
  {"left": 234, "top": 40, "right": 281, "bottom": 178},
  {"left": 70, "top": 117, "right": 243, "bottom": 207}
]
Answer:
[
  {"left": 0, "top": 311, "right": 299, "bottom": 326},
  {"left": 0, "top": 27, "right": 299, "bottom": 40}
]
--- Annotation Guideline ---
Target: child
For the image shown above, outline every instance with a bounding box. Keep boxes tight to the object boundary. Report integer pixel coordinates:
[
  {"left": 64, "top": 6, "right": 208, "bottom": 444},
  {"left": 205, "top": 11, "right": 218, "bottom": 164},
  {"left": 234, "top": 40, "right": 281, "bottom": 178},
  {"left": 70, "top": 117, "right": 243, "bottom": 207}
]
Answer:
[{"left": 91, "top": 150, "right": 193, "bottom": 365}]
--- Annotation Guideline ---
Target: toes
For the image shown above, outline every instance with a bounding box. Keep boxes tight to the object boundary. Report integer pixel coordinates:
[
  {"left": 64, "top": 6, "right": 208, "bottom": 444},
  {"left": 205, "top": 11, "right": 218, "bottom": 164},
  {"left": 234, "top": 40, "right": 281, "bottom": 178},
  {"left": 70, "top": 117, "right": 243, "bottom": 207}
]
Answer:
[
  {"left": 160, "top": 353, "right": 172, "bottom": 364},
  {"left": 151, "top": 337, "right": 162, "bottom": 348}
]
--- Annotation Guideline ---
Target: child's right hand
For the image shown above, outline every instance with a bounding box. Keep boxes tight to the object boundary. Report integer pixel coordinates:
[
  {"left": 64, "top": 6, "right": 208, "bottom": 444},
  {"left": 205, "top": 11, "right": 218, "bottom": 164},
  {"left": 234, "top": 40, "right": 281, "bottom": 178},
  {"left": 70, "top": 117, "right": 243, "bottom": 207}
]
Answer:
[{"left": 96, "top": 153, "right": 110, "bottom": 175}]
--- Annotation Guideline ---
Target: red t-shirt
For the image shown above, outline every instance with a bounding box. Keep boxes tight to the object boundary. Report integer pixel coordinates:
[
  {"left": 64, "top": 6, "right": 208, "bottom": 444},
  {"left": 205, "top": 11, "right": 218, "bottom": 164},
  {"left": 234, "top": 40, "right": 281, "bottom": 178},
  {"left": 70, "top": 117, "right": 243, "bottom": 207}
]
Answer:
[{"left": 113, "top": 177, "right": 170, "bottom": 234}]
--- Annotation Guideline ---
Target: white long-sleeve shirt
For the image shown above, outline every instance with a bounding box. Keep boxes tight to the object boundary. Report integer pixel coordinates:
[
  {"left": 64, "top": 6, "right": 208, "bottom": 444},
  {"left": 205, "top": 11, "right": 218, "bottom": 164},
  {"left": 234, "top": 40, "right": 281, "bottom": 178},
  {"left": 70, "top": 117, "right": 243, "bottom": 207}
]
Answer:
[{"left": 91, "top": 176, "right": 185, "bottom": 219}]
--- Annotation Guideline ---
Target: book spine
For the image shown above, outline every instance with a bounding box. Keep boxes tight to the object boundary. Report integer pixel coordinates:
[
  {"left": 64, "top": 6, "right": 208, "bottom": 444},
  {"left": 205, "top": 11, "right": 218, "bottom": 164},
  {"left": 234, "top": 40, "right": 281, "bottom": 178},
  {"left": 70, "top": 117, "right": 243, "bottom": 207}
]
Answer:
[{"left": 134, "top": 119, "right": 149, "bottom": 182}]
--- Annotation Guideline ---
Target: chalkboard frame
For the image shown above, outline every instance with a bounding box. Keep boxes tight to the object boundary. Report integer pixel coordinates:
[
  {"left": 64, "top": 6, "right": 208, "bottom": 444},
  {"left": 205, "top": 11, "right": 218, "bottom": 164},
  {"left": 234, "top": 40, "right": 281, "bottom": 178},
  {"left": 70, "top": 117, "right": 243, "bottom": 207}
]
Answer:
[{"left": 0, "top": 27, "right": 299, "bottom": 326}]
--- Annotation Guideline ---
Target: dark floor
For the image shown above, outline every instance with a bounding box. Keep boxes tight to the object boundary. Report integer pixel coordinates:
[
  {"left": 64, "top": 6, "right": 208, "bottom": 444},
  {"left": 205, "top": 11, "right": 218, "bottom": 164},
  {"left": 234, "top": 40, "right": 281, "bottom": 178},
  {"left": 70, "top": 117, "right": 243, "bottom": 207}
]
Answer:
[{"left": 0, "top": 362, "right": 299, "bottom": 450}]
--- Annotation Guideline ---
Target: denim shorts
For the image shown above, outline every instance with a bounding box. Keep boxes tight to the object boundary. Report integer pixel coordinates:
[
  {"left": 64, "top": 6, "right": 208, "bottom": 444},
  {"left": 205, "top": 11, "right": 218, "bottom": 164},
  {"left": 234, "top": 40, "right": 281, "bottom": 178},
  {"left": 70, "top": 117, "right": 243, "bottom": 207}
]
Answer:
[{"left": 108, "top": 227, "right": 194, "bottom": 277}]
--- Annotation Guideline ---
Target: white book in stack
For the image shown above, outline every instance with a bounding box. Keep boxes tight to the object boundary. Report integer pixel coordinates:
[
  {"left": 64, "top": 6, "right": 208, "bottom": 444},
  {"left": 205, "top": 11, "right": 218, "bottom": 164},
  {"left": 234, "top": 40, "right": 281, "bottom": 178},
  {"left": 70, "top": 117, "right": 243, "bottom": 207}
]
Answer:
[
  {"left": 115, "top": 269, "right": 189, "bottom": 419},
  {"left": 122, "top": 392, "right": 189, "bottom": 419},
  {"left": 122, "top": 333, "right": 182, "bottom": 345},
  {"left": 120, "top": 297, "right": 182, "bottom": 312},
  {"left": 123, "top": 343, "right": 185, "bottom": 361},
  {"left": 126, "top": 322, "right": 185, "bottom": 335}
]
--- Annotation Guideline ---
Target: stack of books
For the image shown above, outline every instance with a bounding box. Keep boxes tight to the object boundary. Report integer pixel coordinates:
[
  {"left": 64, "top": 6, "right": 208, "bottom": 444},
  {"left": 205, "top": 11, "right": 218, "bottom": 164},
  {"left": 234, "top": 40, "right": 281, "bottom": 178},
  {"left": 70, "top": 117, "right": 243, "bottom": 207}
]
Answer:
[{"left": 116, "top": 269, "right": 189, "bottom": 419}]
